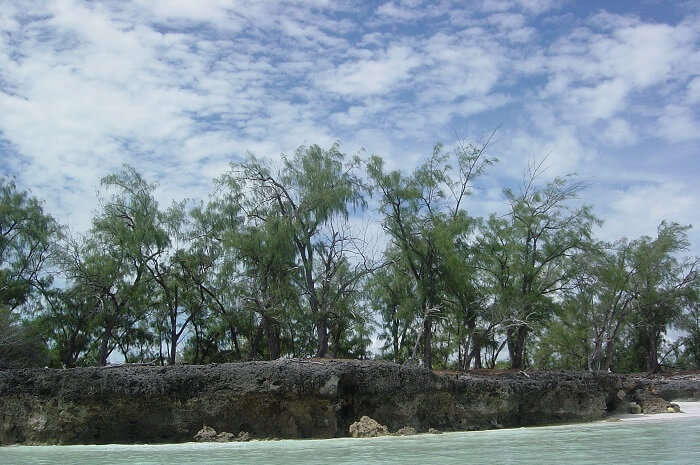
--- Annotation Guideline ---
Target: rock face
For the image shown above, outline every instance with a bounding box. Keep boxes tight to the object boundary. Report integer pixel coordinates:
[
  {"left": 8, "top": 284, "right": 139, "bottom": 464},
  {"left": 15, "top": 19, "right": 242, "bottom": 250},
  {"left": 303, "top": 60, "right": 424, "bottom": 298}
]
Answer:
[
  {"left": 349, "top": 416, "right": 389, "bottom": 438},
  {"left": 0, "top": 360, "right": 698, "bottom": 445}
]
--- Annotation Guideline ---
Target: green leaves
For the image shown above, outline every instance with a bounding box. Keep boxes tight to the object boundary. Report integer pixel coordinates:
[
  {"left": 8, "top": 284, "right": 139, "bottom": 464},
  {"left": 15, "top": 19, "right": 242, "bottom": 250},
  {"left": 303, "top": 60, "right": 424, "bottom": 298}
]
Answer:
[
  {"left": 0, "top": 178, "right": 60, "bottom": 312},
  {"left": 220, "top": 144, "right": 371, "bottom": 358},
  {"left": 2, "top": 140, "right": 697, "bottom": 371},
  {"left": 369, "top": 140, "right": 493, "bottom": 368}
]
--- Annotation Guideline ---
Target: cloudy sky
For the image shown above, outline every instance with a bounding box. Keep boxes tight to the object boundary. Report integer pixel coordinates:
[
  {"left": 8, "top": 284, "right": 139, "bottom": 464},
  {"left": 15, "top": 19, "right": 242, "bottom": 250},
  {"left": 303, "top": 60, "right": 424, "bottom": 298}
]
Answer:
[{"left": 1, "top": 0, "right": 699, "bottom": 251}]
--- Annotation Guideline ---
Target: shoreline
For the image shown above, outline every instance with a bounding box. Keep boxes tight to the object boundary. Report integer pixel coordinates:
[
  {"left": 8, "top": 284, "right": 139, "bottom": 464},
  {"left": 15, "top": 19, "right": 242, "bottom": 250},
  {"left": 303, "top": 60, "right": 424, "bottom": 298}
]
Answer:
[
  {"left": 1, "top": 360, "right": 699, "bottom": 445},
  {"left": 608, "top": 400, "right": 700, "bottom": 423},
  {"left": 4, "top": 402, "right": 700, "bottom": 448}
]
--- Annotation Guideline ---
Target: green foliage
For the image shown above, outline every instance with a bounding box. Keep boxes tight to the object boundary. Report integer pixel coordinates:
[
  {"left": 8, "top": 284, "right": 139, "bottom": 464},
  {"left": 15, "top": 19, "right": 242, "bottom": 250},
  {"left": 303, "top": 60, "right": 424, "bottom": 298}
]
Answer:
[
  {"left": 369, "top": 253, "right": 419, "bottom": 363},
  {"left": 3, "top": 142, "right": 698, "bottom": 373},
  {"left": 0, "top": 178, "right": 60, "bottom": 312},
  {"left": 676, "top": 294, "right": 700, "bottom": 369},
  {"left": 478, "top": 164, "right": 598, "bottom": 369},
  {"left": 222, "top": 144, "right": 372, "bottom": 358},
  {"left": 625, "top": 222, "right": 698, "bottom": 372},
  {"left": 0, "top": 307, "right": 49, "bottom": 368},
  {"left": 368, "top": 139, "right": 494, "bottom": 368}
]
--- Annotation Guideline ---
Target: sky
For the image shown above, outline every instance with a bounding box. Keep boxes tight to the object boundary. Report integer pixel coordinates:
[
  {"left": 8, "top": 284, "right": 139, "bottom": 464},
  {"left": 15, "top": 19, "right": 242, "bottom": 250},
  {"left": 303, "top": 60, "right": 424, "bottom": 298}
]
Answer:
[{"left": 1, "top": 0, "right": 699, "bottom": 253}]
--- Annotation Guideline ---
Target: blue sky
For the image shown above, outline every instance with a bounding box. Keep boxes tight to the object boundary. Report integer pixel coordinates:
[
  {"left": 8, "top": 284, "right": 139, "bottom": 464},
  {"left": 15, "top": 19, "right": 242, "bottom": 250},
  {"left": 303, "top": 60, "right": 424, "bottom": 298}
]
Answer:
[{"left": 1, "top": 0, "right": 698, "bottom": 251}]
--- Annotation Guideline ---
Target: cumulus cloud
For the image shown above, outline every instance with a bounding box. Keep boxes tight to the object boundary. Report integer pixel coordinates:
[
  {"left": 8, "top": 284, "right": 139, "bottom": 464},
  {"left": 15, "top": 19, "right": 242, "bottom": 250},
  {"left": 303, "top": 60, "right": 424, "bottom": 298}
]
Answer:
[
  {"left": 657, "top": 104, "right": 700, "bottom": 143},
  {"left": 0, "top": 0, "right": 698, "bottom": 256},
  {"left": 598, "top": 181, "right": 699, "bottom": 247},
  {"left": 316, "top": 45, "right": 423, "bottom": 97}
]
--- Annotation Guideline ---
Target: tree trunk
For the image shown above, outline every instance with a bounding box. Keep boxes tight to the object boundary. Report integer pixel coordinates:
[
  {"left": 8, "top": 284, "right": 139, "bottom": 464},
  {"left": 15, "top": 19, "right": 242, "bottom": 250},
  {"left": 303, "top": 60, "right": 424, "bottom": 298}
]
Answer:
[
  {"left": 193, "top": 324, "right": 201, "bottom": 364},
  {"left": 168, "top": 313, "right": 178, "bottom": 365},
  {"left": 507, "top": 325, "right": 529, "bottom": 370},
  {"left": 646, "top": 328, "right": 659, "bottom": 373},
  {"left": 169, "top": 335, "right": 177, "bottom": 365},
  {"left": 264, "top": 315, "right": 281, "bottom": 360},
  {"left": 589, "top": 336, "right": 603, "bottom": 372},
  {"left": 316, "top": 316, "right": 329, "bottom": 358},
  {"left": 422, "top": 315, "right": 432, "bottom": 369},
  {"left": 603, "top": 339, "right": 615, "bottom": 372},
  {"left": 248, "top": 321, "right": 264, "bottom": 360},
  {"left": 392, "top": 312, "right": 400, "bottom": 362},
  {"left": 331, "top": 324, "right": 344, "bottom": 359},
  {"left": 465, "top": 318, "right": 477, "bottom": 370},
  {"left": 98, "top": 323, "right": 113, "bottom": 366},
  {"left": 471, "top": 336, "right": 483, "bottom": 369},
  {"left": 229, "top": 325, "right": 241, "bottom": 360},
  {"left": 157, "top": 328, "right": 164, "bottom": 366}
]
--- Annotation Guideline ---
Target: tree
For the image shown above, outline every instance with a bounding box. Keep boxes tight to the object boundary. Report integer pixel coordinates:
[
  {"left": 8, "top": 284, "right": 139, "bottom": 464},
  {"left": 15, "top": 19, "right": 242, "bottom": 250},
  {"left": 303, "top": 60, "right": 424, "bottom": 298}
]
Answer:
[
  {"left": 233, "top": 214, "right": 298, "bottom": 359},
  {"left": 221, "top": 144, "right": 370, "bottom": 358},
  {"left": 58, "top": 231, "right": 149, "bottom": 366},
  {"left": 0, "top": 178, "right": 60, "bottom": 312},
  {"left": 677, "top": 287, "right": 700, "bottom": 369},
  {"left": 479, "top": 163, "right": 597, "bottom": 369},
  {"left": 0, "top": 178, "right": 60, "bottom": 367},
  {"left": 628, "top": 222, "right": 698, "bottom": 372},
  {"left": 368, "top": 139, "right": 493, "bottom": 368},
  {"left": 181, "top": 193, "right": 246, "bottom": 362},
  {"left": 97, "top": 166, "right": 205, "bottom": 365},
  {"left": 35, "top": 285, "right": 96, "bottom": 367},
  {"left": 369, "top": 251, "right": 418, "bottom": 362},
  {"left": 550, "top": 240, "right": 639, "bottom": 371},
  {"left": 0, "top": 307, "right": 49, "bottom": 368}
]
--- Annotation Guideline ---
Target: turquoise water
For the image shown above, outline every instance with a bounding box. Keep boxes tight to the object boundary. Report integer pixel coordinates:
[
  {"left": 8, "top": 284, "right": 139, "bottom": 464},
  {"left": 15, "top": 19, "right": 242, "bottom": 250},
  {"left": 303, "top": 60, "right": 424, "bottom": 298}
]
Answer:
[{"left": 2, "top": 417, "right": 699, "bottom": 465}]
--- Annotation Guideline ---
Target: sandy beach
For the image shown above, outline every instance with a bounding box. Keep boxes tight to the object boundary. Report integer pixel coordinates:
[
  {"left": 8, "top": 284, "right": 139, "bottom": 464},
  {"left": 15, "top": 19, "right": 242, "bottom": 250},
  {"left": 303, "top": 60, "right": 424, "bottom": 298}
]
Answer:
[{"left": 610, "top": 401, "right": 700, "bottom": 423}]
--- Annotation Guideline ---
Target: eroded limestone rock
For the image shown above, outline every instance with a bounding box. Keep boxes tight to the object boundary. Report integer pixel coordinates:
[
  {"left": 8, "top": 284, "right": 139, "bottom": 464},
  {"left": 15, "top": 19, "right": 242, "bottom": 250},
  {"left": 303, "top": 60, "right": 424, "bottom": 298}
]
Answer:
[
  {"left": 628, "top": 402, "right": 642, "bottom": 414},
  {"left": 1, "top": 361, "right": 699, "bottom": 445},
  {"left": 635, "top": 390, "right": 677, "bottom": 414},
  {"left": 194, "top": 425, "right": 217, "bottom": 442},
  {"left": 349, "top": 416, "right": 389, "bottom": 438},
  {"left": 195, "top": 426, "right": 250, "bottom": 442},
  {"left": 394, "top": 426, "right": 417, "bottom": 436}
]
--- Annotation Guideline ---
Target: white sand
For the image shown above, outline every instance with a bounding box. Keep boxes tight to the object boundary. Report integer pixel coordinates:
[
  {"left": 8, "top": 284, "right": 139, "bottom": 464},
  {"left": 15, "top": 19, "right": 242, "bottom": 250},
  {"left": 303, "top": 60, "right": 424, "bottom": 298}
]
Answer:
[{"left": 610, "top": 401, "right": 700, "bottom": 423}]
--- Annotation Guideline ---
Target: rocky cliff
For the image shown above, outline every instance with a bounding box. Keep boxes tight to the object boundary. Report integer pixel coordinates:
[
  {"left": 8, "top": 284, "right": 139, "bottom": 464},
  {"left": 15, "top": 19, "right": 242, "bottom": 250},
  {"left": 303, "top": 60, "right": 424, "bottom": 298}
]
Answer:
[{"left": 1, "top": 360, "right": 698, "bottom": 445}]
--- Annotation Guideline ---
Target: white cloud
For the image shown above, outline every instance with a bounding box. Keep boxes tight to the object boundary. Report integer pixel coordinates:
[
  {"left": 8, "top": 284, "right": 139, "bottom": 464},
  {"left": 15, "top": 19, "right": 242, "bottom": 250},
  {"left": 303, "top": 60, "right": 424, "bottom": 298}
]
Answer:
[
  {"left": 600, "top": 182, "right": 698, "bottom": 244},
  {"left": 0, "top": 0, "right": 698, "bottom": 259},
  {"left": 480, "top": 0, "right": 558, "bottom": 14},
  {"left": 538, "top": 15, "right": 698, "bottom": 127},
  {"left": 657, "top": 104, "right": 700, "bottom": 143},
  {"left": 600, "top": 118, "right": 637, "bottom": 146},
  {"left": 316, "top": 45, "right": 422, "bottom": 97},
  {"left": 376, "top": 1, "right": 425, "bottom": 21},
  {"left": 686, "top": 77, "right": 700, "bottom": 104}
]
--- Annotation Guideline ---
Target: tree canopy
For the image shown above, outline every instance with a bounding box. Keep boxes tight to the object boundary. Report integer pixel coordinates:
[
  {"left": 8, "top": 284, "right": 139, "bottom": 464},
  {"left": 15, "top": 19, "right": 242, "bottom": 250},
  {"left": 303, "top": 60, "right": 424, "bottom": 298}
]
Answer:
[{"left": 2, "top": 141, "right": 698, "bottom": 372}]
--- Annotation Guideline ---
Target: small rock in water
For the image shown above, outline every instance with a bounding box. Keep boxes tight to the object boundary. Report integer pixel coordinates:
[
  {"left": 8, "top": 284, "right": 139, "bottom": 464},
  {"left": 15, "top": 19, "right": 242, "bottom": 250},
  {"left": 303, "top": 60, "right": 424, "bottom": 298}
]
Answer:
[
  {"left": 428, "top": 428, "right": 442, "bottom": 434},
  {"left": 215, "top": 432, "right": 236, "bottom": 442},
  {"left": 349, "top": 416, "right": 389, "bottom": 438},
  {"left": 394, "top": 426, "right": 417, "bottom": 436},
  {"left": 634, "top": 390, "right": 673, "bottom": 414},
  {"left": 194, "top": 426, "right": 249, "bottom": 442},
  {"left": 194, "top": 425, "right": 218, "bottom": 442}
]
